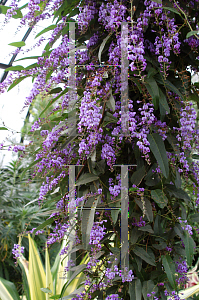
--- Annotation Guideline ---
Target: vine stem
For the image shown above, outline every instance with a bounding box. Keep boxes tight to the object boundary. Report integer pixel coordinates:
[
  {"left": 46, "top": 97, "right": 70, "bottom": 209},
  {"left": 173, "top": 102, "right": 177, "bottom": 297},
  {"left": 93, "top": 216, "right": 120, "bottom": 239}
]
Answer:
[{"left": 173, "top": 0, "right": 199, "bottom": 40}]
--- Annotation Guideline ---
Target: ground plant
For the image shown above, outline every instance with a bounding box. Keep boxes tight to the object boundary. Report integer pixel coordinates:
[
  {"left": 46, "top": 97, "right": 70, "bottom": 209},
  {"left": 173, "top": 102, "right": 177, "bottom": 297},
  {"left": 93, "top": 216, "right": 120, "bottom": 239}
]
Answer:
[{"left": 1, "top": 0, "right": 199, "bottom": 299}]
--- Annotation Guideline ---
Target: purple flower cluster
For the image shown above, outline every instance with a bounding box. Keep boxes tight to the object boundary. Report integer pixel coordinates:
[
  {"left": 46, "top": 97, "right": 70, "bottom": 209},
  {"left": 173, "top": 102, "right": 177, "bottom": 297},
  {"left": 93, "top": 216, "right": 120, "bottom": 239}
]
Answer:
[
  {"left": 78, "top": 1, "right": 97, "bottom": 32},
  {"left": 12, "top": 244, "right": 25, "bottom": 262},
  {"left": 98, "top": 0, "right": 126, "bottom": 32},
  {"left": 178, "top": 218, "right": 193, "bottom": 235},
  {"left": 12, "top": 145, "right": 25, "bottom": 152},
  {"left": 132, "top": 216, "right": 146, "bottom": 227},
  {"left": 164, "top": 290, "right": 181, "bottom": 300},
  {"left": 109, "top": 175, "right": 121, "bottom": 197},
  {"left": 89, "top": 220, "right": 107, "bottom": 249},
  {"left": 175, "top": 259, "right": 188, "bottom": 285},
  {"left": 176, "top": 102, "right": 196, "bottom": 151}
]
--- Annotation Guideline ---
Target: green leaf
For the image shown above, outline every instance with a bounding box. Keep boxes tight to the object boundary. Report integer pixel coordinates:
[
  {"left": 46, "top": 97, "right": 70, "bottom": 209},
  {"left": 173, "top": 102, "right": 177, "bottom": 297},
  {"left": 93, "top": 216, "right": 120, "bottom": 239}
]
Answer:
[
  {"left": 156, "top": 77, "right": 184, "bottom": 101},
  {"left": 144, "top": 198, "right": 153, "bottom": 222},
  {"left": 138, "top": 224, "right": 154, "bottom": 234},
  {"left": 8, "top": 76, "right": 28, "bottom": 92},
  {"left": 75, "top": 173, "right": 99, "bottom": 186},
  {"left": 175, "top": 170, "right": 181, "bottom": 189},
  {"left": 32, "top": 217, "right": 55, "bottom": 238},
  {"left": 0, "top": 5, "right": 22, "bottom": 19},
  {"left": 183, "top": 231, "right": 195, "bottom": 266},
  {"left": 152, "top": 242, "right": 167, "bottom": 250},
  {"left": 48, "top": 87, "right": 62, "bottom": 95},
  {"left": 39, "top": 87, "right": 68, "bottom": 117},
  {"left": 15, "top": 56, "right": 39, "bottom": 62},
  {"left": 130, "top": 228, "right": 142, "bottom": 245},
  {"left": 166, "top": 185, "right": 190, "bottom": 204},
  {"left": 40, "top": 288, "right": 52, "bottom": 294},
  {"left": 25, "top": 63, "right": 39, "bottom": 70},
  {"left": 192, "top": 154, "right": 199, "bottom": 159},
  {"left": 0, "top": 127, "right": 8, "bottom": 130},
  {"left": 8, "top": 41, "right": 26, "bottom": 47},
  {"left": 60, "top": 264, "right": 87, "bottom": 297},
  {"left": 161, "top": 6, "right": 181, "bottom": 15},
  {"left": 147, "top": 68, "right": 158, "bottom": 78},
  {"left": 35, "top": 25, "right": 57, "bottom": 39},
  {"left": 81, "top": 196, "right": 100, "bottom": 249},
  {"left": 162, "top": 255, "right": 176, "bottom": 289},
  {"left": 186, "top": 30, "right": 199, "bottom": 39},
  {"left": 130, "top": 165, "right": 145, "bottom": 186},
  {"left": 129, "top": 279, "right": 142, "bottom": 300},
  {"left": 106, "top": 89, "right": 115, "bottom": 112},
  {"left": 133, "top": 246, "right": 156, "bottom": 266},
  {"left": 159, "top": 88, "right": 170, "bottom": 114},
  {"left": 134, "top": 255, "right": 142, "bottom": 272},
  {"left": 5, "top": 65, "right": 24, "bottom": 71},
  {"left": 147, "top": 133, "right": 169, "bottom": 178},
  {"left": 142, "top": 280, "right": 157, "bottom": 300},
  {"left": 28, "top": 235, "right": 46, "bottom": 300},
  {"left": 152, "top": 0, "right": 162, "bottom": 3},
  {"left": 151, "top": 189, "right": 168, "bottom": 209},
  {"left": 145, "top": 77, "right": 159, "bottom": 109},
  {"left": 0, "top": 277, "right": 20, "bottom": 300},
  {"left": 98, "top": 33, "right": 112, "bottom": 63},
  {"left": 189, "top": 213, "right": 199, "bottom": 222},
  {"left": 132, "top": 77, "right": 142, "bottom": 93}
]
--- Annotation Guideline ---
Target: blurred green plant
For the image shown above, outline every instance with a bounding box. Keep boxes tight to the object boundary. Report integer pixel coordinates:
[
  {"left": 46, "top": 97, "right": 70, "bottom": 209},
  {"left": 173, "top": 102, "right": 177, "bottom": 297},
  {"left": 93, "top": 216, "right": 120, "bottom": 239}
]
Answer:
[
  {"left": 0, "top": 159, "right": 56, "bottom": 290},
  {"left": 0, "top": 234, "right": 88, "bottom": 300}
]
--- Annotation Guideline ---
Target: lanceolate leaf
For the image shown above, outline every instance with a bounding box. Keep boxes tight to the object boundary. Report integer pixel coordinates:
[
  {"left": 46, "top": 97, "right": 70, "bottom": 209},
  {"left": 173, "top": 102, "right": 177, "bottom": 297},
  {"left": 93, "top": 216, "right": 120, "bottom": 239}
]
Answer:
[
  {"left": 28, "top": 235, "right": 46, "bottom": 300},
  {"left": 49, "top": 87, "right": 62, "bottom": 94},
  {"left": 133, "top": 246, "right": 156, "bottom": 266},
  {"left": 145, "top": 77, "right": 159, "bottom": 109},
  {"left": 161, "top": 6, "right": 181, "bottom": 15},
  {"left": 159, "top": 88, "right": 170, "bottom": 113},
  {"left": 129, "top": 279, "right": 142, "bottom": 300},
  {"left": 0, "top": 277, "right": 20, "bottom": 300},
  {"left": 5, "top": 65, "right": 24, "bottom": 71},
  {"left": 8, "top": 76, "right": 29, "bottom": 92},
  {"left": 81, "top": 196, "right": 100, "bottom": 249},
  {"left": 45, "top": 243, "right": 53, "bottom": 300},
  {"left": 162, "top": 255, "right": 176, "bottom": 289},
  {"left": 189, "top": 213, "right": 199, "bottom": 222},
  {"left": 32, "top": 217, "right": 55, "bottom": 238},
  {"left": 75, "top": 173, "right": 99, "bottom": 186},
  {"left": 183, "top": 231, "right": 195, "bottom": 266},
  {"left": 8, "top": 41, "right": 26, "bottom": 47},
  {"left": 151, "top": 189, "right": 168, "bottom": 208},
  {"left": 98, "top": 33, "right": 112, "bottom": 63},
  {"left": 35, "top": 24, "right": 57, "bottom": 39},
  {"left": 0, "top": 127, "right": 8, "bottom": 130},
  {"left": 142, "top": 280, "right": 157, "bottom": 300},
  {"left": 147, "top": 133, "right": 169, "bottom": 178}
]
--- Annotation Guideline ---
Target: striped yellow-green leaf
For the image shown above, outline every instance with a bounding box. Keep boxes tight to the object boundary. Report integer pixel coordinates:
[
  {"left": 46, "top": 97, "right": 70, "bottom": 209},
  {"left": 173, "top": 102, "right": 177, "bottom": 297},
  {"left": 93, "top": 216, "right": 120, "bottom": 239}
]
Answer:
[
  {"left": 45, "top": 242, "right": 53, "bottom": 300},
  {"left": 28, "top": 234, "right": 46, "bottom": 300},
  {"left": 0, "top": 277, "right": 20, "bottom": 300}
]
